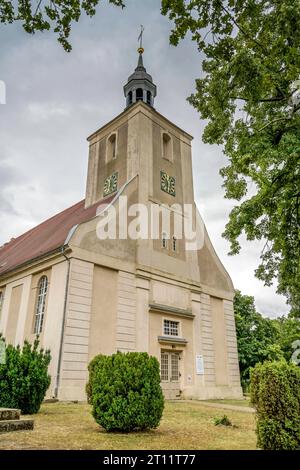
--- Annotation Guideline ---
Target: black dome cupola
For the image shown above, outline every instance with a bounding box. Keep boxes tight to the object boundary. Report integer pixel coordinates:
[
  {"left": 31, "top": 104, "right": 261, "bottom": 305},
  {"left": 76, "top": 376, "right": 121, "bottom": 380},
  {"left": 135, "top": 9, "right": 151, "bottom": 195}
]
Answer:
[{"left": 124, "top": 30, "right": 157, "bottom": 108}]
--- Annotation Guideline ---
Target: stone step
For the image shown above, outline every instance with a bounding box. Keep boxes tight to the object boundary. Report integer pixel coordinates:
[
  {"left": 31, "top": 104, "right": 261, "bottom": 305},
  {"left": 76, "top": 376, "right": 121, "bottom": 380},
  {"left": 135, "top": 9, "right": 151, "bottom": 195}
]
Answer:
[
  {"left": 0, "top": 408, "right": 21, "bottom": 421},
  {"left": 0, "top": 419, "right": 34, "bottom": 433}
]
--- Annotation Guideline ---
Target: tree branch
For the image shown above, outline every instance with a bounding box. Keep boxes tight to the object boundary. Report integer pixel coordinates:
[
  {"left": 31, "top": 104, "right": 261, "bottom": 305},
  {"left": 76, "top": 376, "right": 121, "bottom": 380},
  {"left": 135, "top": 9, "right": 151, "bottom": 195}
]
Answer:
[
  {"left": 218, "top": 1, "right": 266, "bottom": 53},
  {"left": 229, "top": 96, "right": 289, "bottom": 103},
  {"left": 34, "top": 0, "right": 44, "bottom": 17},
  {"left": 257, "top": 117, "right": 290, "bottom": 132}
]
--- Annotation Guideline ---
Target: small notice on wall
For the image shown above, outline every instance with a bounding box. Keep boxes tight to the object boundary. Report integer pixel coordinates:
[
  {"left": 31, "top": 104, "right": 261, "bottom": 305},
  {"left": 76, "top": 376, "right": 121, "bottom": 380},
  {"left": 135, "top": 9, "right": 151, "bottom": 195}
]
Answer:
[{"left": 196, "top": 354, "right": 204, "bottom": 375}]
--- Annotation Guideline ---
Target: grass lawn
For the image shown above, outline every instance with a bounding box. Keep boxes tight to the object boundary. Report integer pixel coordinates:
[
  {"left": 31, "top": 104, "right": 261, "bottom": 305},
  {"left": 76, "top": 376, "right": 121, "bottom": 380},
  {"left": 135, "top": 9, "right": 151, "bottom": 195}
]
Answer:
[
  {"left": 203, "top": 398, "right": 252, "bottom": 408},
  {"left": 0, "top": 401, "right": 257, "bottom": 450}
]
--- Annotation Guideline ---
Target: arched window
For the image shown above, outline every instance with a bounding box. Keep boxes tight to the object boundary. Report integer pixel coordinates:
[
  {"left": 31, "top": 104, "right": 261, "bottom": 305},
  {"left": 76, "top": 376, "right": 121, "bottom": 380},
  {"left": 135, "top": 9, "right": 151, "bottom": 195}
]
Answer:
[
  {"left": 136, "top": 88, "right": 143, "bottom": 102},
  {"left": 172, "top": 236, "right": 177, "bottom": 252},
  {"left": 127, "top": 91, "right": 133, "bottom": 106},
  {"left": 162, "top": 133, "right": 172, "bottom": 161},
  {"left": 34, "top": 276, "right": 48, "bottom": 335},
  {"left": 162, "top": 232, "right": 168, "bottom": 249},
  {"left": 0, "top": 291, "right": 3, "bottom": 320},
  {"left": 107, "top": 133, "right": 117, "bottom": 161},
  {"left": 147, "top": 90, "right": 152, "bottom": 105}
]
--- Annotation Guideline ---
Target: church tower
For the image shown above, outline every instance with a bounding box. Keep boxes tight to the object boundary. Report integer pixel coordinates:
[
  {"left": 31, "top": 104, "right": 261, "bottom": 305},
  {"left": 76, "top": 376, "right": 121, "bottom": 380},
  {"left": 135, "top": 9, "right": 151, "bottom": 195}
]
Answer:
[
  {"left": 84, "top": 47, "right": 198, "bottom": 275},
  {"left": 123, "top": 48, "right": 157, "bottom": 108},
  {"left": 79, "top": 46, "right": 242, "bottom": 400},
  {"left": 0, "top": 38, "right": 242, "bottom": 402}
]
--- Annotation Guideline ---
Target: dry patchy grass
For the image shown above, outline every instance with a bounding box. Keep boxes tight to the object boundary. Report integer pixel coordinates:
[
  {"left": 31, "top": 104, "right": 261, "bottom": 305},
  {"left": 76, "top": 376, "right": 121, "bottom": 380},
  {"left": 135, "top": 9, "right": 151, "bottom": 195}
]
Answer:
[
  {"left": 204, "top": 398, "right": 252, "bottom": 408},
  {"left": 0, "top": 401, "right": 256, "bottom": 450}
]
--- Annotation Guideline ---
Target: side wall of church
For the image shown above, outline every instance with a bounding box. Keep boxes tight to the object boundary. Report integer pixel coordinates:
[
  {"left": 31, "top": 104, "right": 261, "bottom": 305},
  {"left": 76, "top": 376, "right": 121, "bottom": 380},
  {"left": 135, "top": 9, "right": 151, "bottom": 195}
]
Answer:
[
  {"left": 57, "top": 259, "right": 94, "bottom": 401},
  {"left": 0, "top": 258, "right": 242, "bottom": 401},
  {"left": 0, "top": 259, "right": 68, "bottom": 398}
]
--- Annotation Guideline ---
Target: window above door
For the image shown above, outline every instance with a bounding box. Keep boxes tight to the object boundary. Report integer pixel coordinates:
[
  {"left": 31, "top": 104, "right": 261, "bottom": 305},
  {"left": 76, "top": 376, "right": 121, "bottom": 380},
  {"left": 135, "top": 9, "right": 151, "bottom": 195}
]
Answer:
[{"left": 163, "top": 319, "right": 180, "bottom": 337}]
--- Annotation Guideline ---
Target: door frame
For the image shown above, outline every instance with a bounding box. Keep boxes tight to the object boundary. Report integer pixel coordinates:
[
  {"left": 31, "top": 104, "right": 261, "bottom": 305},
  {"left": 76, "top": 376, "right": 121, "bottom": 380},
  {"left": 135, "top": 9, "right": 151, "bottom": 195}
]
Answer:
[{"left": 160, "top": 349, "right": 183, "bottom": 399}]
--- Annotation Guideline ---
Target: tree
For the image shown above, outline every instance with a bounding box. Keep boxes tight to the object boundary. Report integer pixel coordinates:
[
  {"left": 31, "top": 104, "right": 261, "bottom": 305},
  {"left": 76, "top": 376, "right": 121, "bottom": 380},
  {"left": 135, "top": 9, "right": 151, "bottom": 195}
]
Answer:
[
  {"left": 0, "top": 337, "right": 51, "bottom": 414},
  {"left": 87, "top": 352, "right": 164, "bottom": 432},
  {"left": 250, "top": 360, "right": 300, "bottom": 450},
  {"left": 0, "top": 0, "right": 125, "bottom": 51},
  {"left": 234, "top": 290, "right": 282, "bottom": 389},
  {"left": 273, "top": 315, "right": 300, "bottom": 361},
  {"left": 161, "top": 0, "right": 300, "bottom": 310},
  {"left": 233, "top": 290, "right": 300, "bottom": 389}
]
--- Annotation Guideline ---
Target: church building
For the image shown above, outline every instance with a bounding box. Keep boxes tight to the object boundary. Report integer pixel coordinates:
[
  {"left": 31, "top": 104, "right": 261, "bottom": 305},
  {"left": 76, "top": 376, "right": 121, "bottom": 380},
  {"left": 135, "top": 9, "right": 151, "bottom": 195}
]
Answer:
[{"left": 0, "top": 47, "right": 242, "bottom": 401}]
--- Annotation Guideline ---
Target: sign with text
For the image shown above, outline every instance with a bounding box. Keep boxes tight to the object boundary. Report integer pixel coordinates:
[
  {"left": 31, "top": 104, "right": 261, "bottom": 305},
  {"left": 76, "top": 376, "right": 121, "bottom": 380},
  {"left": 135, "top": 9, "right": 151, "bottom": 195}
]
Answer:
[{"left": 196, "top": 354, "right": 204, "bottom": 375}]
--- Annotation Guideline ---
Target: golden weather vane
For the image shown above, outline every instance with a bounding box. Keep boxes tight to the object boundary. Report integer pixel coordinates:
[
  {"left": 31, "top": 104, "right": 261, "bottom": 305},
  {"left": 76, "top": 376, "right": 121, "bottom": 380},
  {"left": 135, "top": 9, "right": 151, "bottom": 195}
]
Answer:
[{"left": 138, "top": 25, "right": 145, "bottom": 54}]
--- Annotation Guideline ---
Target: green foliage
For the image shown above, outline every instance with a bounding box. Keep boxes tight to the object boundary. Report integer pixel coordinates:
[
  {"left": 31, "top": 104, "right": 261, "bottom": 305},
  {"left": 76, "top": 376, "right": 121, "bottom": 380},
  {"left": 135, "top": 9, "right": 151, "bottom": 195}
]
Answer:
[
  {"left": 87, "top": 351, "right": 164, "bottom": 432},
  {"left": 214, "top": 415, "right": 232, "bottom": 427},
  {"left": 274, "top": 316, "right": 300, "bottom": 361},
  {"left": 234, "top": 290, "right": 283, "bottom": 389},
  {"left": 0, "top": 0, "right": 125, "bottom": 51},
  {"left": 86, "top": 353, "right": 107, "bottom": 405},
  {"left": 0, "top": 337, "right": 51, "bottom": 414},
  {"left": 250, "top": 360, "right": 300, "bottom": 450},
  {"left": 162, "top": 0, "right": 300, "bottom": 310}
]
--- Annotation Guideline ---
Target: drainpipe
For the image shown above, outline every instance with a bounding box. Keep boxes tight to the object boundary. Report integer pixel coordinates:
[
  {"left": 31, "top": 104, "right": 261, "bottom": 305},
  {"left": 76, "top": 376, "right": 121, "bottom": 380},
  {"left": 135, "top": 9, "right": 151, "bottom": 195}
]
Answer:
[{"left": 54, "top": 246, "right": 71, "bottom": 398}]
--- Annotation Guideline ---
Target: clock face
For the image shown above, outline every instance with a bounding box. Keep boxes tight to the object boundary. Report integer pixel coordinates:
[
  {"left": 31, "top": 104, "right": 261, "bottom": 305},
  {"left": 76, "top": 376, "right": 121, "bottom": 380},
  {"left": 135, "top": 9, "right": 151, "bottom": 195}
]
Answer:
[
  {"left": 103, "top": 172, "right": 118, "bottom": 196},
  {"left": 160, "top": 170, "right": 176, "bottom": 196}
]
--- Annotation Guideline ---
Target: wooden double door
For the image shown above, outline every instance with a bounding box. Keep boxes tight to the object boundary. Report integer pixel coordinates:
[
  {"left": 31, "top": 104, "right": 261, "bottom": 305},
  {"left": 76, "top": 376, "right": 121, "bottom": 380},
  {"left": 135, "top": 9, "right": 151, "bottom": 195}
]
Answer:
[{"left": 160, "top": 351, "right": 181, "bottom": 399}]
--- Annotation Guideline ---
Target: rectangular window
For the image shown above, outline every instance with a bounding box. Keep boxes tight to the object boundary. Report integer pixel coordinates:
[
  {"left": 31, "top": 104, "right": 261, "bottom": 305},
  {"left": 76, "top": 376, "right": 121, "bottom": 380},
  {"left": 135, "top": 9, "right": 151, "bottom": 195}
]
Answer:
[
  {"left": 160, "top": 352, "right": 180, "bottom": 383},
  {"left": 172, "top": 236, "right": 177, "bottom": 252},
  {"left": 162, "top": 232, "right": 168, "bottom": 249},
  {"left": 161, "top": 352, "right": 169, "bottom": 381},
  {"left": 171, "top": 353, "right": 179, "bottom": 381},
  {"left": 163, "top": 319, "right": 179, "bottom": 337}
]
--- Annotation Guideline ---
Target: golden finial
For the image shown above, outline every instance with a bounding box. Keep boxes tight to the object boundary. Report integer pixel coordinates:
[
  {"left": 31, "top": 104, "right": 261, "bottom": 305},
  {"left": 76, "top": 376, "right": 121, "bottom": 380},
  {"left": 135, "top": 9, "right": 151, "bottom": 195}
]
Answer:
[{"left": 138, "top": 25, "right": 145, "bottom": 54}]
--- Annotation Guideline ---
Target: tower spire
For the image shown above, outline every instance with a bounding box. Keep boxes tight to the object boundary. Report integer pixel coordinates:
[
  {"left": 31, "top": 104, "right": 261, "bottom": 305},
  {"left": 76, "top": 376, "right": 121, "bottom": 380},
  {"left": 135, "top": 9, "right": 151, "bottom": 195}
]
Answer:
[{"left": 123, "top": 27, "right": 157, "bottom": 109}]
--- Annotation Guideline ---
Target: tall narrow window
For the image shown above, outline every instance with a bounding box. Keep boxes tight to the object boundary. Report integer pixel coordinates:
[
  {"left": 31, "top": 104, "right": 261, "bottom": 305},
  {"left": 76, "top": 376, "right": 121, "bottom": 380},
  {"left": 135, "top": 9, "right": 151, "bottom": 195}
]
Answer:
[
  {"left": 171, "top": 353, "right": 180, "bottom": 381},
  {"left": 107, "top": 133, "right": 117, "bottom": 161},
  {"left": 0, "top": 291, "right": 3, "bottom": 321},
  {"left": 136, "top": 88, "right": 143, "bottom": 102},
  {"left": 172, "top": 236, "right": 177, "bottom": 252},
  {"left": 34, "top": 276, "right": 48, "bottom": 335},
  {"left": 127, "top": 91, "right": 133, "bottom": 106},
  {"left": 162, "top": 232, "right": 168, "bottom": 249},
  {"left": 147, "top": 90, "right": 152, "bottom": 105},
  {"left": 162, "top": 133, "right": 172, "bottom": 161},
  {"left": 161, "top": 352, "right": 169, "bottom": 381}
]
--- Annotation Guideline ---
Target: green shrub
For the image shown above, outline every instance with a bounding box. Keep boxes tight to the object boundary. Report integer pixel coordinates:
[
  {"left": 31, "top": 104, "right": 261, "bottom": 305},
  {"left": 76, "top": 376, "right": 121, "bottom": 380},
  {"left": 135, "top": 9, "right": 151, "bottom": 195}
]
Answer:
[
  {"left": 250, "top": 360, "right": 300, "bottom": 450},
  {"left": 214, "top": 415, "right": 232, "bottom": 426},
  {"left": 87, "top": 352, "right": 164, "bottom": 432},
  {"left": 0, "top": 337, "right": 51, "bottom": 414},
  {"left": 86, "top": 353, "right": 107, "bottom": 404}
]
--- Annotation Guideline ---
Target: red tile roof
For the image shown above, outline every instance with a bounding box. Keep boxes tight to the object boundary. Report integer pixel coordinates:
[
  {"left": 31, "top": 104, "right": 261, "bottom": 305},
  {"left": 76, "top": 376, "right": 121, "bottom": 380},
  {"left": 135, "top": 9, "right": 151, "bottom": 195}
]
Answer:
[{"left": 0, "top": 196, "right": 115, "bottom": 277}]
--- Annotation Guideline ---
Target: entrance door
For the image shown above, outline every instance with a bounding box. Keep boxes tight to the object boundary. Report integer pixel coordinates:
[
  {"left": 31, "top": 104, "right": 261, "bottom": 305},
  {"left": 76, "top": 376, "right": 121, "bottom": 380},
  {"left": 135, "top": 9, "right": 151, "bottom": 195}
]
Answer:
[{"left": 160, "top": 351, "right": 181, "bottom": 399}]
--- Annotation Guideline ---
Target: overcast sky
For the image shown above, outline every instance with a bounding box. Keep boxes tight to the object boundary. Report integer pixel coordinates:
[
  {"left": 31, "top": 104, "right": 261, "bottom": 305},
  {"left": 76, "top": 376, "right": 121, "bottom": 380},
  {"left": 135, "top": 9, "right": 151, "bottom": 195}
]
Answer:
[{"left": 0, "top": 0, "right": 289, "bottom": 317}]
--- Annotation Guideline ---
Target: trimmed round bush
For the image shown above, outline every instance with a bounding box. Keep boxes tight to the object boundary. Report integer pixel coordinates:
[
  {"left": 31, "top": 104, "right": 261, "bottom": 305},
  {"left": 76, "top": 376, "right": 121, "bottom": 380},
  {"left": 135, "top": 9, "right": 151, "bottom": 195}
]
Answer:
[
  {"left": 87, "top": 352, "right": 164, "bottom": 432},
  {"left": 0, "top": 337, "right": 51, "bottom": 414},
  {"left": 250, "top": 360, "right": 300, "bottom": 450},
  {"left": 86, "top": 353, "right": 107, "bottom": 405}
]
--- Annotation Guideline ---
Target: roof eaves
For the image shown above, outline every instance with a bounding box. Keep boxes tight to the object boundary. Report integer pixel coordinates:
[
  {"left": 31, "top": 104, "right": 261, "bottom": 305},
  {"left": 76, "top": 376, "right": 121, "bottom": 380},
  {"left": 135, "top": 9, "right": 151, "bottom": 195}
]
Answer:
[{"left": 0, "top": 246, "right": 67, "bottom": 281}]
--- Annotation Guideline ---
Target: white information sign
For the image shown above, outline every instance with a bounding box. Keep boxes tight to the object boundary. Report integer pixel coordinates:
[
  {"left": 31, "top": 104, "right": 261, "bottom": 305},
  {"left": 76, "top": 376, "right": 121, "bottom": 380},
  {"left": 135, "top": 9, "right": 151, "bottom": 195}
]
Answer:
[{"left": 196, "top": 354, "right": 204, "bottom": 375}]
